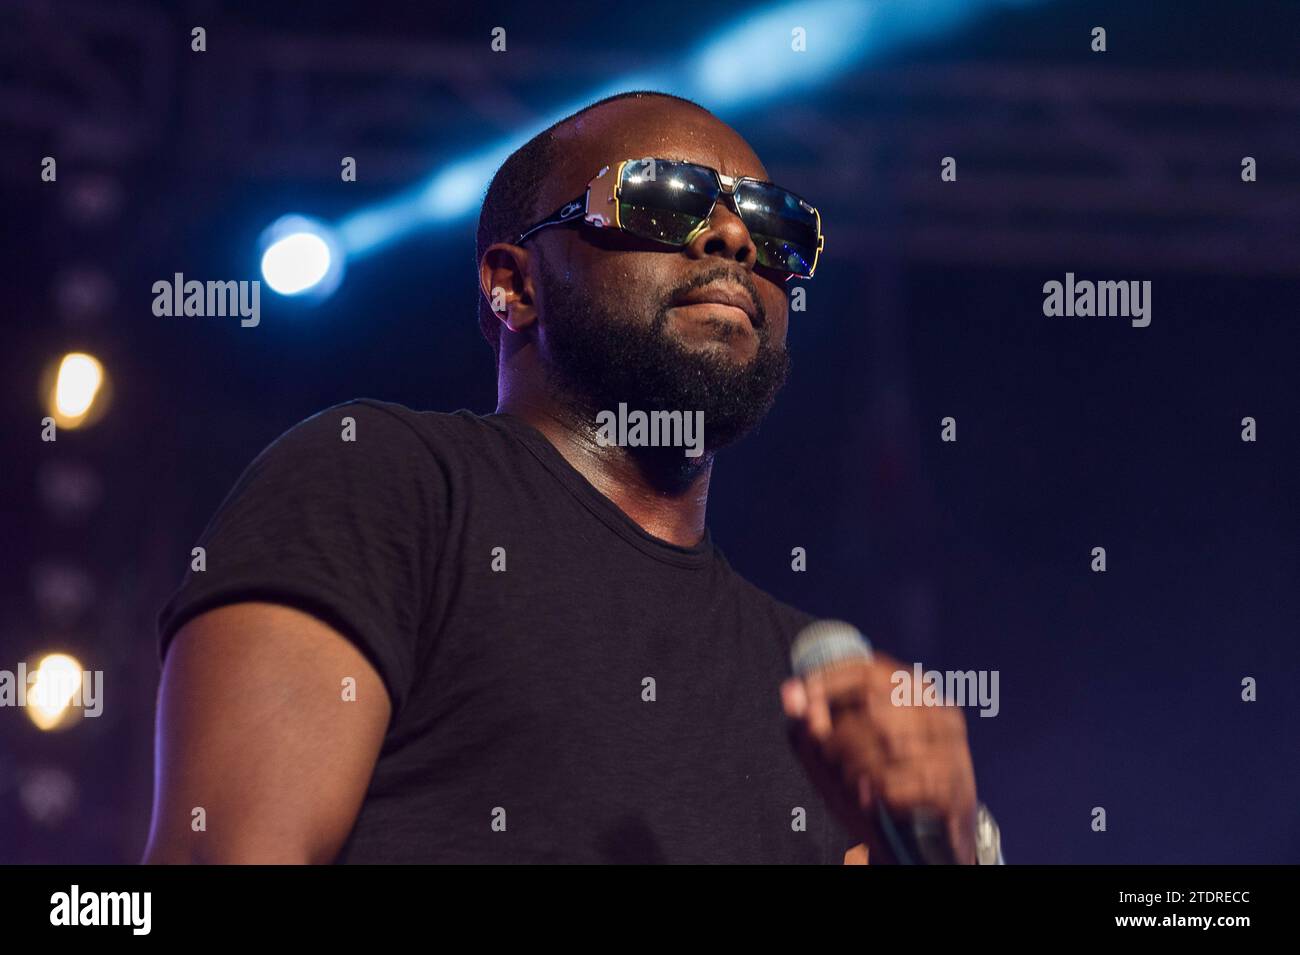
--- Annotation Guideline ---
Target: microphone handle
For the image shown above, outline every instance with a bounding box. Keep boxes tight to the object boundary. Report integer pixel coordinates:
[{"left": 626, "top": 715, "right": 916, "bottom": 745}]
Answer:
[{"left": 876, "top": 804, "right": 957, "bottom": 865}]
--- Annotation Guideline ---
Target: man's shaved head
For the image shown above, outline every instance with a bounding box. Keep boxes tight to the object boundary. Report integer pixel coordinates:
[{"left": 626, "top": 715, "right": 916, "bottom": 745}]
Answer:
[
  {"left": 476, "top": 90, "right": 794, "bottom": 461},
  {"left": 475, "top": 90, "right": 714, "bottom": 354}
]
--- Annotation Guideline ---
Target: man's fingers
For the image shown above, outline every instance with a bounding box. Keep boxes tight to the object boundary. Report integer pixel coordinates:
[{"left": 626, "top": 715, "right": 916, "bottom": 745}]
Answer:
[
  {"left": 786, "top": 718, "right": 875, "bottom": 846},
  {"left": 782, "top": 656, "right": 980, "bottom": 865},
  {"left": 804, "top": 675, "right": 835, "bottom": 742},
  {"left": 857, "top": 774, "right": 873, "bottom": 812},
  {"left": 780, "top": 678, "right": 807, "bottom": 719},
  {"left": 814, "top": 658, "right": 901, "bottom": 704}
]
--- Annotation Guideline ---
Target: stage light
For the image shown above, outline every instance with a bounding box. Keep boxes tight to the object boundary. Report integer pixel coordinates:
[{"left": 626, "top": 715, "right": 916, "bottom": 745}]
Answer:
[
  {"left": 53, "top": 266, "right": 115, "bottom": 323},
  {"left": 690, "top": 0, "right": 874, "bottom": 106},
  {"left": 55, "top": 353, "right": 102, "bottom": 418},
  {"left": 36, "top": 460, "right": 103, "bottom": 523},
  {"left": 45, "top": 352, "right": 107, "bottom": 430},
  {"left": 19, "top": 767, "right": 78, "bottom": 826},
  {"left": 262, "top": 233, "right": 329, "bottom": 293},
  {"left": 26, "top": 653, "right": 85, "bottom": 732},
  {"left": 31, "top": 562, "right": 96, "bottom": 626},
  {"left": 260, "top": 0, "right": 1044, "bottom": 296},
  {"left": 259, "top": 215, "right": 345, "bottom": 297}
]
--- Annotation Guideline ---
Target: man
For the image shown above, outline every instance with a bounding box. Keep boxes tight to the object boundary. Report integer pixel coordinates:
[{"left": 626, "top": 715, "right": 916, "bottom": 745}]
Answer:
[{"left": 145, "top": 91, "right": 984, "bottom": 864}]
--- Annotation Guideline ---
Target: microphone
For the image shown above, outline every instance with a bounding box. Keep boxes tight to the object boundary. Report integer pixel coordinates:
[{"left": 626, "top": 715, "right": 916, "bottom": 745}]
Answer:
[{"left": 789, "top": 620, "right": 956, "bottom": 865}]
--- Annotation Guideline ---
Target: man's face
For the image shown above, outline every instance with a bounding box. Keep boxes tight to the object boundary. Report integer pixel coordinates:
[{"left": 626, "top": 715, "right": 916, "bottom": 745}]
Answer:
[{"left": 528, "top": 100, "right": 794, "bottom": 452}]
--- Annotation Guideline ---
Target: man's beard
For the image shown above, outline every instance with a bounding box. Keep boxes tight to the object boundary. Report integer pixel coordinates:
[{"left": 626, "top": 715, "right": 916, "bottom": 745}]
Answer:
[{"left": 538, "top": 266, "right": 790, "bottom": 457}]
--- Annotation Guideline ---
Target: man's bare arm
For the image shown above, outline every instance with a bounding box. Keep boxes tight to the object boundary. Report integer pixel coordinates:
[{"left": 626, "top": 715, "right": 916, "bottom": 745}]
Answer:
[{"left": 143, "top": 602, "right": 391, "bottom": 864}]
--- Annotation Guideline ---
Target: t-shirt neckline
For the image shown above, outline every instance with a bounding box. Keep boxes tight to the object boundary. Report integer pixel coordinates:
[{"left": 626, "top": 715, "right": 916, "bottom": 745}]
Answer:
[{"left": 485, "top": 411, "right": 715, "bottom": 570}]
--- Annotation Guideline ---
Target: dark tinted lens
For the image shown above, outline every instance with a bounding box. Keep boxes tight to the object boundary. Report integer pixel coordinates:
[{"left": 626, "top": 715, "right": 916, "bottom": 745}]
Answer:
[
  {"left": 734, "top": 181, "right": 820, "bottom": 276},
  {"left": 618, "top": 160, "right": 718, "bottom": 245}
]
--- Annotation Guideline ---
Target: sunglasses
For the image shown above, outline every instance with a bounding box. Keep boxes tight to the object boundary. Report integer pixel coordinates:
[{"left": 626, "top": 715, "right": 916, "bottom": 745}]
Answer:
[{"left": 514, "top": 158, "right": 824, "bottom": 280}]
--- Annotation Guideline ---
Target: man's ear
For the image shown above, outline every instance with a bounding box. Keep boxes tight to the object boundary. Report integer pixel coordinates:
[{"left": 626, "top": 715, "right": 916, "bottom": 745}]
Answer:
[{"left": 479, "top": 243, "right": 538, "bottom": 334}]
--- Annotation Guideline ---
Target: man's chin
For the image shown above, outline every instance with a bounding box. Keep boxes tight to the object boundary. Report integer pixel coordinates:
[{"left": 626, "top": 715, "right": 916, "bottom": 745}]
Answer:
[
  {"left": 537, "top": 273, "right": 788, "bottom": 451},
  {"left": 673, "top": 333, "right": 760, "bottom": 367},
  {"left": 665, "top": 314, "right": 759, "bottom": 363}
]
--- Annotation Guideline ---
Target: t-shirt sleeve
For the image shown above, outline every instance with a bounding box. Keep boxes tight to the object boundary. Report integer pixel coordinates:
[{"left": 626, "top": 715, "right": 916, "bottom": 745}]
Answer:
[{"left": 156, "top": 400, "right": 447, "bottom": 716}]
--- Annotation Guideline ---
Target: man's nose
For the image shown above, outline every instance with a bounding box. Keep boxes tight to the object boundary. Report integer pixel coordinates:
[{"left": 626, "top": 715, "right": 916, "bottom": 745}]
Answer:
[{"left": 683, "top": 199, "right": 758, "bottom": 271}]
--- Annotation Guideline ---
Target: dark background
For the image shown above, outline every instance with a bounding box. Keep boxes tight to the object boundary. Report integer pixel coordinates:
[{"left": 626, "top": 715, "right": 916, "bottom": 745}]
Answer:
[{"left": 1, "top": 0, "right": 1296, "bottom": 864}]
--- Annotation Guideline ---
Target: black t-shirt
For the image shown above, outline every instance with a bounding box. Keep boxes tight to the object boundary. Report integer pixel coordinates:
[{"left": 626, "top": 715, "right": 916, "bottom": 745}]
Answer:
[{"left": 159, "top": 399, "right": 852, "bottom": 864}]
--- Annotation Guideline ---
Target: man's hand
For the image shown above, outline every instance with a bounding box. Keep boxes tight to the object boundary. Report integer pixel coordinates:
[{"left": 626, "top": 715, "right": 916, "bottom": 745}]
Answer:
[{"left": 780, "top": 652, "right": 979, "bottom": 865}]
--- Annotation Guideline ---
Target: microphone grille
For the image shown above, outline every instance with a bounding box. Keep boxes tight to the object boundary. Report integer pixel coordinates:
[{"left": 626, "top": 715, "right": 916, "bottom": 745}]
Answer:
[{"left": 790, "top": 620, "right": 873, "bottom": 677}]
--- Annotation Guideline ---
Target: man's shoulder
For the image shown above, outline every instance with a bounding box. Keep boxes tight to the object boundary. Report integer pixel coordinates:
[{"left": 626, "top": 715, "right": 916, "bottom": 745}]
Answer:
[
  {"left": 716, "top": 554, "right": 818, "bottom": 649},
  {"left": 303, "top": 397, "right": 490, "bottom": 440},
  {"left": 272, "top": 398, "right": 504, "bottom": 462},
  {"left": 223, "top": 399, "right": 520, "bottom": 507}
]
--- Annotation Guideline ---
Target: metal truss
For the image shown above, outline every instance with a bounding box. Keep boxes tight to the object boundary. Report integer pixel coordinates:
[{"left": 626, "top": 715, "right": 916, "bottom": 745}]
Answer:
[{"left": 5, "top": 1, "right": 1298, "bottom": 276}]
